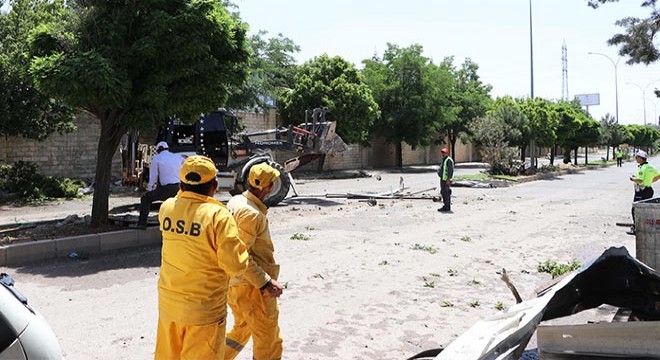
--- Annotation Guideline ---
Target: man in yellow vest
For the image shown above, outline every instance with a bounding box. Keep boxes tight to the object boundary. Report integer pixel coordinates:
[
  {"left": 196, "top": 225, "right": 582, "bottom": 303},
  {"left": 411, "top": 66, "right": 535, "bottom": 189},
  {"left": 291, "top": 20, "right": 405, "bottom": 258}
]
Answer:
[
  {"left": 437, "top": 147, "right": 454, "bottom": 213},
  {"left": 155, "top": 155, "right": 250, "bottom": 359},
  {"left": 628, "top": 150, "right": 660, "bottom": 235},
  {"left": 224, "top": 162, "right": 284, "bottom": 360},
  {"left": 616, "top": 148, "right": 624, "bottom": 167}
]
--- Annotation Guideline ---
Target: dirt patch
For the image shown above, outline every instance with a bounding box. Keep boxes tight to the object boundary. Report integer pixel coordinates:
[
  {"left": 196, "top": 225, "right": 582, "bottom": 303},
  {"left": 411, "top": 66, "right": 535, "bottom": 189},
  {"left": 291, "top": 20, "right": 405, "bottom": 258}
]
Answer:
[{"left": 0, "top": 216, "right": 127, "bottom": 245}]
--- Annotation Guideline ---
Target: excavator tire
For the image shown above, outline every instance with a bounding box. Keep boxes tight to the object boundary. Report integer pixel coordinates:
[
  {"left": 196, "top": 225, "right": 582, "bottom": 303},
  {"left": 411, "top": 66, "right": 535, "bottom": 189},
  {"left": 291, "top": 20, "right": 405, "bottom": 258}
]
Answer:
[{"left": 263, "top": 160, "right": 291, "bottom": 207}]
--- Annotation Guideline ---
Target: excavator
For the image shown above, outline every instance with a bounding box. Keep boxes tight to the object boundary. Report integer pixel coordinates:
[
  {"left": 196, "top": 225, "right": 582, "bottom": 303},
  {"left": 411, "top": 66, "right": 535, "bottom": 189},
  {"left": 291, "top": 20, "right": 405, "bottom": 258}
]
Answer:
[{"left": 122, "top": 107, "right": 347, "bottom": 206}]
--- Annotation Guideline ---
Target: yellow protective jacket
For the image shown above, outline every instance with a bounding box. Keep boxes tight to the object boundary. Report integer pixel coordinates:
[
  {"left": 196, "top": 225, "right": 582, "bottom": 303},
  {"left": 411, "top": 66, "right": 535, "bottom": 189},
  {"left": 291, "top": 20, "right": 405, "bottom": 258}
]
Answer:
[
  {"left": 157, "top": 190, "right": 249, "bottom": 325},
  {"left": 226, "top": 191, "right": 279, "bottom": 288}
]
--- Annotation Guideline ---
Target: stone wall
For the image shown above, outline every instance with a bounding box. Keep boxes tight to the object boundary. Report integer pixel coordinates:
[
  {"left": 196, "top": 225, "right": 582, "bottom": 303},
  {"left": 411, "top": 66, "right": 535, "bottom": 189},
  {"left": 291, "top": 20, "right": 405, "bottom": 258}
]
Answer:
[{"left": 0, "top": 114, "right": 122, "bottom": 180}]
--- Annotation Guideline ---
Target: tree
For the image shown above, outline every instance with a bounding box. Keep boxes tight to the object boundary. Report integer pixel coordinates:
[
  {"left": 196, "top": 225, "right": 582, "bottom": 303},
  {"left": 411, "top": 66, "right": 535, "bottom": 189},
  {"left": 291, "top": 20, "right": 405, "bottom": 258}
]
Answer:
[
  {"left": 599, "top": 113, "right": 629, "bottom": 160},
  {"left": 553, "top": 100, "right": 582, "bottom": 164},
  {"left": 469, "top": 115, "right": 520, "bottom": 175},
  {"left": 0, "top": 0, "right": 74, "bottom": 140},
  {"left": 488, "top": 97, "right": 529, "bottom": 161},
  {"left": 30, "top": 0, "right": 250, "bottom": 226},
  {"left": 226, "top": 30, "right": 300, "bottom": 110},
  {"left": 587, "top": 0, "right": 660, "bottom": 65},
  {"left": 518, "top": 97, "right": 559, "bottom": 165},
  {"left": 363, "top": 44, "right": 455, "bottom": 167},
  {"left": 626, "top": 124, "right": 660, "bottom": 149},
  {"left": 440, "top": 58, "right": 492, "bottom": 158},
  {"left": 279, "top": 54, "right": 379, "bottom": 144}
]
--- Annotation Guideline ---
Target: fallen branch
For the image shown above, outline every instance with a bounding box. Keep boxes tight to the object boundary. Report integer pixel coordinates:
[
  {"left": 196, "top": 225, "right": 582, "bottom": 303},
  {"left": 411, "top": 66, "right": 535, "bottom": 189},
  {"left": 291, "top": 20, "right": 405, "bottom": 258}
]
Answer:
[{"left": 500, "top": 268, "right": 523, "bottom": 303}]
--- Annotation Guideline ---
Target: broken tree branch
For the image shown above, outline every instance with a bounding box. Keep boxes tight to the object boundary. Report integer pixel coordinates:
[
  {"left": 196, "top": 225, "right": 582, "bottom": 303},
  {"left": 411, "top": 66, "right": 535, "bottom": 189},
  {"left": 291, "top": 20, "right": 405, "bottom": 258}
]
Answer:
[{"left": 500, "top": 268, "right": 523, "bottom": 304}]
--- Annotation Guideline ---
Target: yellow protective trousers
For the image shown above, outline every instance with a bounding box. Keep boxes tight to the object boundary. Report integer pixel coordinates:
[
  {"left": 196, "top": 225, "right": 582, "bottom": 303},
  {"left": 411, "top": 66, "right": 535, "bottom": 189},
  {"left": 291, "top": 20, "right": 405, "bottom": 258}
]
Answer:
[
  {"left": 155, "top": 317, "right": 226, "bottom": 360},
  {"left": 224, "top": 284, "right": 282, "bottom": 360}
]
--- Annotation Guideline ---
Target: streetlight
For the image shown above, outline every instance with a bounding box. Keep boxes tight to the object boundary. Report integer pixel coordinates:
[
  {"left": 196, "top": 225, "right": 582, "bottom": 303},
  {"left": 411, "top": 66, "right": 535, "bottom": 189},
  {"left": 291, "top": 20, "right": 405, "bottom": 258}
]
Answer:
[
  {"left": 529, "top": 0, "right": 536, "bottom": 168},
  {"left": 588, "top": 52, "right": 621, "bottom": 123},
  {"left": 626, "top": 80, "right": 660, "bottom": 125}
]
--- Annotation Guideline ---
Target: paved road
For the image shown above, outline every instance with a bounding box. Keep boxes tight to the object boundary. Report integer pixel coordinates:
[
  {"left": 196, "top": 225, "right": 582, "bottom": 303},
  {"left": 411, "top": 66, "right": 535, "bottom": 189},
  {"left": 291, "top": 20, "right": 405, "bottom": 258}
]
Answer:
[{"left": 0, "top": 156, "right": 646, "bottom": 359}]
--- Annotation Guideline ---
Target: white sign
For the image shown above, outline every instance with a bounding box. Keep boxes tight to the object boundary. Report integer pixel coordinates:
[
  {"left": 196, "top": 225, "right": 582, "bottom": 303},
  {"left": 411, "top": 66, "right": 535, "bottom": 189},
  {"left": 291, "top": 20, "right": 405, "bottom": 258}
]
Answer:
[{"left": 575, "top": 93, "right": 600, "bottom": 106}]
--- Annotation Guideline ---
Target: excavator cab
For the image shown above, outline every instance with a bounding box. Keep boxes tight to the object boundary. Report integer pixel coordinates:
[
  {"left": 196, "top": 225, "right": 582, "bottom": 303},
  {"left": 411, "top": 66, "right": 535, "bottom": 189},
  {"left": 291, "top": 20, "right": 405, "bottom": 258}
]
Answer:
[{"left": 164, "top": 110, "right": 232, "bottom": 170}]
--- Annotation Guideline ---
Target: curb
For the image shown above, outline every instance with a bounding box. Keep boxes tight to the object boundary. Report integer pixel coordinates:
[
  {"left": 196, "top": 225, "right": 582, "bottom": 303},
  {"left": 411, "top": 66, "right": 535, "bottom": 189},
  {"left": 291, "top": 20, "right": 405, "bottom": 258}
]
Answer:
[
  {"left": 513, "top": 163, "right": 612, "bottom": 184},
  {"left": 0, "top": 227, "right": 161, "bottom": 267}
]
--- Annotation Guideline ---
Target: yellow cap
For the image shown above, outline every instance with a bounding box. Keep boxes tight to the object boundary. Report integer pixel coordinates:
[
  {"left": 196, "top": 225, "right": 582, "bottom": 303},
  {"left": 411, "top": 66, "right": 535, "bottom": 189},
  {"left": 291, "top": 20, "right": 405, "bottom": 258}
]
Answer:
[
  {"left": 180, "top": 156, "right": 217, "bottom": 185},
  {"left": 248, "top": 163, "right": 280, "bottom": 190}
]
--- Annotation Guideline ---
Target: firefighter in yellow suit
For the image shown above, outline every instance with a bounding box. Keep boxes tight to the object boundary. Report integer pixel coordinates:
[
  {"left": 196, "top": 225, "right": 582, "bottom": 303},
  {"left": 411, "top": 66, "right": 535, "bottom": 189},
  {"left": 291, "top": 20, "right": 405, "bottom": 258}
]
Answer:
[
  {"left": 155, "top": 156, "right": 250, "bottom": 360},
  {"left": 224, "top": 162, "right": 284, "bottom": 360}
]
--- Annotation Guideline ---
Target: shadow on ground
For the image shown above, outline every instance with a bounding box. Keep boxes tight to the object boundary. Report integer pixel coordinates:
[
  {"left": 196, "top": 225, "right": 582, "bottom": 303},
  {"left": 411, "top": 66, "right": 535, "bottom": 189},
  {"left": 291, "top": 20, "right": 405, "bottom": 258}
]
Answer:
[
  {"left": 277, "top": 196, "right": 344, "bottom": 207},
  {"left": 10, "top": 245, "right": 161, "bottom": 278}
]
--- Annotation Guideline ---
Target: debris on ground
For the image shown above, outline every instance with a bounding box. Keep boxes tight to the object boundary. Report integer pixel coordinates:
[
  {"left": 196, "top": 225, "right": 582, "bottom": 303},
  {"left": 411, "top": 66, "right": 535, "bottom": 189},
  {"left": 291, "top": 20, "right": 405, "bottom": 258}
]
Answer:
[
  {"left": 411, "top": 247, "right": 660, "bottom": 360},
  {"left": 324, "top": 177, "right": 437, "bottom": 201}
]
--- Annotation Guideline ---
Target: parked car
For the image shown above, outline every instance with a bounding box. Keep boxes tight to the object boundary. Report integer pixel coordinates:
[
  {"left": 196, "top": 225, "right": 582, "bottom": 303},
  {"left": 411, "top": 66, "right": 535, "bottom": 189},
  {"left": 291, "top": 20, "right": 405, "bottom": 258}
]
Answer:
[{"left": 0, "top": 273, "right": 62, "bottom": 359}]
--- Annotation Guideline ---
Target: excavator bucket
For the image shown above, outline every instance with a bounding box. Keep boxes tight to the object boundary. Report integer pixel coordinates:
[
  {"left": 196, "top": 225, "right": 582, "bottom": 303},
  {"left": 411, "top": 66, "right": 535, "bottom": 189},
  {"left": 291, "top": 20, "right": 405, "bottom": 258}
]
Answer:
[{"left": 318, "top": 122, "right": 348, "bottom": 155}]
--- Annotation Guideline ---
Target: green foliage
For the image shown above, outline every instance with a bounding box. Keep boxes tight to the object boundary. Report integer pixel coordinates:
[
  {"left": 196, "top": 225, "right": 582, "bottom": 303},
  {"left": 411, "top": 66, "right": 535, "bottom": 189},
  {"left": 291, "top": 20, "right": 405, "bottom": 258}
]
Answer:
[
  {"left": 587, "top": 0, "right": 660, "bottom": 65},
  {"left": 494, "top": 301, "right": 505, "bottom": 311},
  {"left": 440, "top": 57, "right": 493, "bottom": 155},
  {"left": 226, "top": 30, "right": 300, "bottom": 110},
  {"left": 30, "top": 0, "right": 250, "bottom": 127},
  {"left": 537, "top": 259, "right": 581, "bottom": 279},
  {"left": 454, "top": 173, "right": 490, "bottom": 181},
  {"left": 488, "top": 97, "right": 528, "bottom": 148},
  {"left": 290, "top": 232, "right": 310, "bottom": 241},
  {"left": 518, "top": 97, "right": 559, "bottom": 148},
  {"left": 279, "top": 54, "right": 379, "bottom": 144},
  {"left": 363, "top": 44, "right": 456, "bottom": 154},
  {"left": 423, "top": 281, "right": 436, "bottom": 288},
  {"left": 440, "top": 300, "right": 454, "bottom": 307},
  {"left": 469, "top": 115, "right": 521, "bottom": 175},
  {"left": 28, "top": 0, "right": 251, "bottom": 226},
  {"left": 625, "top": 124, "right": 660, "bottom": 148},
  {"left": 0, "top": 0, "right": 75, "bottom": 140},
  {"left": 410, "top": 243, "right": 437, "bottom": 254},
  {"left": 468, "top": 300, "right": 480, "bottom": 308},
  {"left": 0, "top": 161, "right": 83, "bottom": 201},
  {"left": 600, "top": 114, "right": 631, "bottom": 149}
]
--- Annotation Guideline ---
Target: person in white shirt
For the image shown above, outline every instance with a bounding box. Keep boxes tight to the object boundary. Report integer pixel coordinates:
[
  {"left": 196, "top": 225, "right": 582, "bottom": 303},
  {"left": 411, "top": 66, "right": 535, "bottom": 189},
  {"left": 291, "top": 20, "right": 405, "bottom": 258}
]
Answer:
[{"left": 135, "top": 141, "right": 184, "bottom": 228}]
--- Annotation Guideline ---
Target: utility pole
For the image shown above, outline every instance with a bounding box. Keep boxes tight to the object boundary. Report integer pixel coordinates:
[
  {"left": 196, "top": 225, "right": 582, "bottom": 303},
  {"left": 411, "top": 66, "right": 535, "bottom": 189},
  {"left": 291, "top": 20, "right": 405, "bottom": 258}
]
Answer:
[
  {"left": 529, "top": 0, "right": 536, "bottom": 169},
  {"left": 562, "top": 41, "right": 569, "bottom": 100}
]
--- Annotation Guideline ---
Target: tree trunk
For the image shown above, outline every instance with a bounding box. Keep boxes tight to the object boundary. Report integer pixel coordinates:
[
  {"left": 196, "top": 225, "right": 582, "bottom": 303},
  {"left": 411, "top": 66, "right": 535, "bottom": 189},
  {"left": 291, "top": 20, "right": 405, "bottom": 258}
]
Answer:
[
  {"left": 574, "top": 147, "right": 578, "bottom": 165},
  {"left": 396, "top": 142, "right": 403, "bottom": 168},
  {"left": 91, "top": 115, "right": 127, "bottom": 227},
  {"left": 605, "top": 145, "right": 610, "bottom": 161},
  {"left": 448, "top": 131, "right": 457, "bottom": 164},
  {"left": 550, "top": 145, "right": 556, "bottom": 165},
  {"left": 520, "top": 145, "right": 526, "bottom": 162},
  {"left": 585, "top": 146, "right": 588, "bottom": 165}
]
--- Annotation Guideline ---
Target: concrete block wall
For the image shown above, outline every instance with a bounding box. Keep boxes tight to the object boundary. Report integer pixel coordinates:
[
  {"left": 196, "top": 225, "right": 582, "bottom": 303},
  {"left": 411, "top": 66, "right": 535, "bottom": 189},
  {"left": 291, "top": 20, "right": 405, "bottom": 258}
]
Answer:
[
  {"left": 235, "top": 109, "right": 278, "bottom": 133},
  {"left": 0, "top": 114, "right": 122, "bottom": 180},
  {"left": 0, "top": 107, "right": 479, "bottom": 179}
]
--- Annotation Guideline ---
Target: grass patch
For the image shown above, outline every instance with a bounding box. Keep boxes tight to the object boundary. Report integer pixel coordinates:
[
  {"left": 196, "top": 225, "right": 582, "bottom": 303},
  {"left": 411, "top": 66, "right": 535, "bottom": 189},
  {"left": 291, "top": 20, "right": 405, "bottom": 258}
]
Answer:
[
  {"left": 454, "top": 173, "right": 490, "bottom": 181},
  {"left": 537, "top": 259, "right": 581, "bottom": 278},
  {"left": 290, "top": 233, "right": 310, "bottom": 241},
  {"left": 410, "top": 243, "right": 437, "bottom": 254},
  {"left": 441, "top": 300, "right": 454, "bottom": 307}
]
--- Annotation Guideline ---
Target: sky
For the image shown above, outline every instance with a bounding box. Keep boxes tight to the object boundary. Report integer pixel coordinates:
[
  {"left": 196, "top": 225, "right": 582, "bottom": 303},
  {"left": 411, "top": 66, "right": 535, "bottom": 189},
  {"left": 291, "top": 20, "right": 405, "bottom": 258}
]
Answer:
[{"left": 233, "top": 0, "right": 660, "bottom": 126}]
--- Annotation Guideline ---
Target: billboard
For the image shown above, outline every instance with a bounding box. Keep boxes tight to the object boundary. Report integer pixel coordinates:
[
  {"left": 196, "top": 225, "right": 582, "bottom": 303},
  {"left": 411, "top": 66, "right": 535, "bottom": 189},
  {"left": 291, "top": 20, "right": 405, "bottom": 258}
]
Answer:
[{"left": 575, "top": 93, "right": 600, "bottom": 106}]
